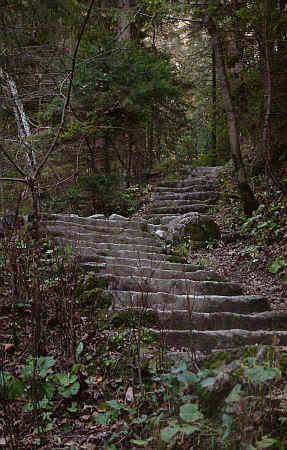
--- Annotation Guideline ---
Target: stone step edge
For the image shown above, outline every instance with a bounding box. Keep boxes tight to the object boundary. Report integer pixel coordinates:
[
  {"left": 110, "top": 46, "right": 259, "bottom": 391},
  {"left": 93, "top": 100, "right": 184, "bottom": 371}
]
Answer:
[
  {"left": 108, "top": 291, "right": 270, "bottom": 313},
  {"left": 112, "top": 308, "right": 287, "bottom": 330},
  {"left": 149, "top": 329, "right": 287, "bottom": 348}
]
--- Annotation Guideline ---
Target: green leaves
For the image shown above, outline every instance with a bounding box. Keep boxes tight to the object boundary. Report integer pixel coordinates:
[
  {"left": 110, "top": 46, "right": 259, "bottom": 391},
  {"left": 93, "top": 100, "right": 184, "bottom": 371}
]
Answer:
[
  {"left": 246, "top": 365, "right": 280, "bottom": 384},
  {"left": 225, "top": 384, "right": 242, "bottom": 404},
  {"left": 269, "top": 256, "right": 287, "bottom": 274},
  {"left": 160, "top": 404, "right": 202, "bottom": 444},
  {"left": 20, "top": 356, "right": 55, "bottom": 380},
  {"left": 180, "top": 403, "right": 203, "bottom": 423},
  {"left": 55, "top": 373, "right": 80, "bottom": 399}
]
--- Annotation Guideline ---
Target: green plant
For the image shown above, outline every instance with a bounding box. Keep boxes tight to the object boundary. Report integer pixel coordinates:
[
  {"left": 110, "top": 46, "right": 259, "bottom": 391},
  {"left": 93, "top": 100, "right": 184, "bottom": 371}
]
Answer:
[
  {"left": 239, "top": 245, "right": 261, "bottom": 263},
  {"left": 269, "top": 256, "right": 287, "bottom": 275}
]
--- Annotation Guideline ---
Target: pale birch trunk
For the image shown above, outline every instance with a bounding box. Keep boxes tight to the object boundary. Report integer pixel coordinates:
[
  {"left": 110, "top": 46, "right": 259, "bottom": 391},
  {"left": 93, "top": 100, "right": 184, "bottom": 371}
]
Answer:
[{"left": 0, "top": 68, "right": 40, "bottom": 236}]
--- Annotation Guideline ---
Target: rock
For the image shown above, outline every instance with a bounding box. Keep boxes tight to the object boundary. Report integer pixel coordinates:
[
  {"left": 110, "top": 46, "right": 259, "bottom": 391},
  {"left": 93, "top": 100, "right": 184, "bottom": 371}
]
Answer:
[
  {"left": 109, "top": 214, "right": 128, "bottom": 220},
  {"left": 88, "top": 214, "right": 106, "bottom": 219},
  {"left": 165, "top": 212, "right": 220, "bottom": 243},
  {"left": 154, "top": 229, "right": 166, "bottom": 239}
]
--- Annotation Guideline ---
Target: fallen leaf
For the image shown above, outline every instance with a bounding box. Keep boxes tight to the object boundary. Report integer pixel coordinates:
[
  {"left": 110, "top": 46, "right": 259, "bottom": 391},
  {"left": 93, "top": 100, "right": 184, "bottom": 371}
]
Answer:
[{"left": 125, "top": 386, "right": 134, "bottom": 403}]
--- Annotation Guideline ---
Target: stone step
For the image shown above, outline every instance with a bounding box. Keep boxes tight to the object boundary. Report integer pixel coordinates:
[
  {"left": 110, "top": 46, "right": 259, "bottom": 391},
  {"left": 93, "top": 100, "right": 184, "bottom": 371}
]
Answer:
[
  {"left": 91, "top": 263, "right": 221, "bottom": 281},
  {"left": 42, "top": 214, "right": 150, "bottom": 232},
  {"left": 153, "top": 183, "right": 213, "bottom": 192},
  {"left": 47, "top": 226, "right": 162, "bottom": 247},
  {"left": 56, "top": 238, "right": 165, "bottom": 255},
  {"left": 156, "top": 176, "right": 212, "bottom": 188},
  {"left": 80, "top": 255, "right": 196, "bottom": 271},
  {"left": 110, "top": 291, "right": 269, "bottom": 313},
  {"left": 151, "top": 192, "right": 219, "bottom": 202},
  {"left": 45, "top": 220, "right": 152, "bottom": 239},
  {"left": 191, "top": 166, "right": 222, "bottom": 177},
  {"left": 154, "top": 329, "right": 287, "bottom": 350},
  {"left": 148, "top": 204, "right": 212, "bottom": 215},
  {"left": 151, "top": 199, "right": 214, "bottom": 209},
  {"left": 142, "top": 214, "right": 184, "bottom": 224},
  {"left": 67, "top": 244, "right": 169, "bottom": 261},
  {"left": 154, "top": 310, "right": 287, "bottom": 331},
  {"left": 101, "top": 274, "right": 242, "bottom": 296}
]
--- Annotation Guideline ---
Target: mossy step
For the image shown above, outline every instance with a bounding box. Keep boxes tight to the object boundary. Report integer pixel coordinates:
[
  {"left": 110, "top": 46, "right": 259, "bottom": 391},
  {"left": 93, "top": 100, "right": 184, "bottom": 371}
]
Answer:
[
  {"left": 101, "top": 274, "right": 242, "bottom": 296},
  {"left": 152, "top": 329, "right": 287, "bottom": 350},
  {"left": 110, "top": 291, "right": 269, "bottom": 313}
]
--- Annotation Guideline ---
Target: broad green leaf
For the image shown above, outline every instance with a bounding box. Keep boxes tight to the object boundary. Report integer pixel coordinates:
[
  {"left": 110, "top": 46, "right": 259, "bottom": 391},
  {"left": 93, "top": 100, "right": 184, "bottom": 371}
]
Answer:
[
  {"left": 7, "top": 377, "right": 25, "bottom": 399},
  {"left": 58, "top": 381, "right": 80, "bottom": 398},
  {"left": 130, "top": 438, "right": 154, "bottom": 446},
  {"left": 256, "top": 437, "right": 277, "bottom": 448},
  {"left": 180, "top": 424, "right": 200, "bottom": 434},
  {"left": 160, "top": 425, "right": 180, "bottom": 443},
  {"left": 105, "top": 400, "right": 125, "bottom": 410},
  {"left": 37, "top": 356, "right": 55, "bottom": 378},
  {"left": 200, "top": 377, "right": 216, "bottom": 388},
  {"left": 43, "top": 381, "right": 56, "bottom": 400},
  {"left": 67, "top": 401, "right": 78, "bottom": 412},
  {"left": 222, "top": 413, "right": 233, "bottom": 439},
  {"left": 93, "top": 412, "right": 110, "bottom": 424},
  {"left": 56, "top": 373, "right": 78, "bottom": 387},
  {"left": 225, "top": 384, "right": 242, "bottom": 403},
  {"left": 171, "top": 361, "right": 187, "bottom": 373},
  {"left": 75, "top": 342, "right": 84, "bottom": 360},
  {"left": 180, "top": 403, "right": 203, "bottom": 423},
  {"left": 177, "top": 371, "right": 198, "bottom": 385},
  {"left": 246, "top": 366, "right": 280, "bottom": 384}
]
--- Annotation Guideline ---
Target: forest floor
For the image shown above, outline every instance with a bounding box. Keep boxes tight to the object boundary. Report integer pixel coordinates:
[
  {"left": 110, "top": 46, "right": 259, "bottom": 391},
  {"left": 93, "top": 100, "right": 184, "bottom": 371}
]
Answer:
[{"left": 188, "top": 205, "right": 287, "bottom": 311}]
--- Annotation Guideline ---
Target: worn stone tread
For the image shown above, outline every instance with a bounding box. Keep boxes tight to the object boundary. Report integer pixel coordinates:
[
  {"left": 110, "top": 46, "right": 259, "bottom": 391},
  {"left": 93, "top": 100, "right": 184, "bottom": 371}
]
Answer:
[
  {"left": 151, "top": 310, "right": 287, "bottom": 331},
  {"left": 110, "top": 291, "right": 269, "bottom": 313},
  {"left": 151, "top": 329, "right": 287, "bottom": 349},
  {"left": 100, "top": 274, "right": 242, "bottom": 296},
  {"left": 90, "top": 263, "right": 221, "bottom": 281}
]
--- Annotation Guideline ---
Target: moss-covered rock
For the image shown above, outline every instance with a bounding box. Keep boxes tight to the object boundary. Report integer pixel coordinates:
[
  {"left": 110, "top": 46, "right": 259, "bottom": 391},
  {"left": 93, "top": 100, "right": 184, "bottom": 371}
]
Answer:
[{"left": 166, "top": 213, "right": 220, "bottom": 244}]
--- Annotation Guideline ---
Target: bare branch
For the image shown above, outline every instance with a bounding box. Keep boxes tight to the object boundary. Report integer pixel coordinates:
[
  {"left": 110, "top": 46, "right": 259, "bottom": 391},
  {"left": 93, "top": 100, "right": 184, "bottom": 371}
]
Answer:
[
  {"left": 0, "top": 177, "right": 27, "bottom": 184},
  {"left": 0, "top": 143, "right": 27, "bottom": 178},
  {"left": 35, "top": 0, "right": 96, "bottom": 179}
]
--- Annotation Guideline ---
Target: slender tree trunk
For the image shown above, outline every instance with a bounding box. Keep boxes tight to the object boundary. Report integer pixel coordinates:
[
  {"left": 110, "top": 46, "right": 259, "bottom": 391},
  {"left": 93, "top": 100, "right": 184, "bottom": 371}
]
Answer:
[
  {"left": 206, "top": 18, "right": 258, "bottom": 216},
  {"left": 118, "top": 0, "right": 130, "bottom": 40},
  {"left": 211, "top": 43, "right": 217, "bottom": 154}
]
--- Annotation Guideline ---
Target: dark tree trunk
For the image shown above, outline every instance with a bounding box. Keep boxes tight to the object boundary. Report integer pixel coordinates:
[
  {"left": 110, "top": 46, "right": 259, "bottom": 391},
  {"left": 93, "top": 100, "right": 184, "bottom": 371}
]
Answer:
[{"left": 206, "top": 18, "right": 258, "bottom": 216}]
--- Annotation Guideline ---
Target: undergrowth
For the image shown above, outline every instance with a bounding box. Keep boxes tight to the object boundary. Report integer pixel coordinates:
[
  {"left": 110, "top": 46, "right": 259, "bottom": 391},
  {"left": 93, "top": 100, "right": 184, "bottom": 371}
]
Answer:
[{"left": 0, "top": 226, "right": 287, "bottom": 449}]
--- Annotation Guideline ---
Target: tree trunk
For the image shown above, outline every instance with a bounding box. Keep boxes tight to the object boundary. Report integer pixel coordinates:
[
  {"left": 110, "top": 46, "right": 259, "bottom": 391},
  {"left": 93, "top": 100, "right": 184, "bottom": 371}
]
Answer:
[
  {"left": 118, "top": 0, "right": 130, "bottom": 40},
  {"left": 211, "top": 43, "right": 217, "bottom": 154},
  {"left": 206, "top": 18, "right": 258, "bottom": 216}
]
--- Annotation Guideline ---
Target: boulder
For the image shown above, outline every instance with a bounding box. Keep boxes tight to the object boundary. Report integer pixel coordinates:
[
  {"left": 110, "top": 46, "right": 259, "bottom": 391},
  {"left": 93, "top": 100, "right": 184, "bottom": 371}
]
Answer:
[{"left": 165, "top": 212, "right": 220, "bottom": 243}]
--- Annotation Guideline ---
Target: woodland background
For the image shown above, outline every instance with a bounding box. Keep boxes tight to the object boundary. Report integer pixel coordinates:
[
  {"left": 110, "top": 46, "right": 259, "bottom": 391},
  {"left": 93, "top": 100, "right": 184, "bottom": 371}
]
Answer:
[
  {"left": 1, "top": 1, "right": 287, "bottom": 449},
  {"left": 1, "top": 0, "right": 286, "bottom": 220}
]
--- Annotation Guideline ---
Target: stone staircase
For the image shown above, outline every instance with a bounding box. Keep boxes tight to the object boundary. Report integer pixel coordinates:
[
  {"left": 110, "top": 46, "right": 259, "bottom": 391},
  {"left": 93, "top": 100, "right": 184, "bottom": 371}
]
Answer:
[{"left": 42, "top": 166, "right": 287, "bottom": 353}]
